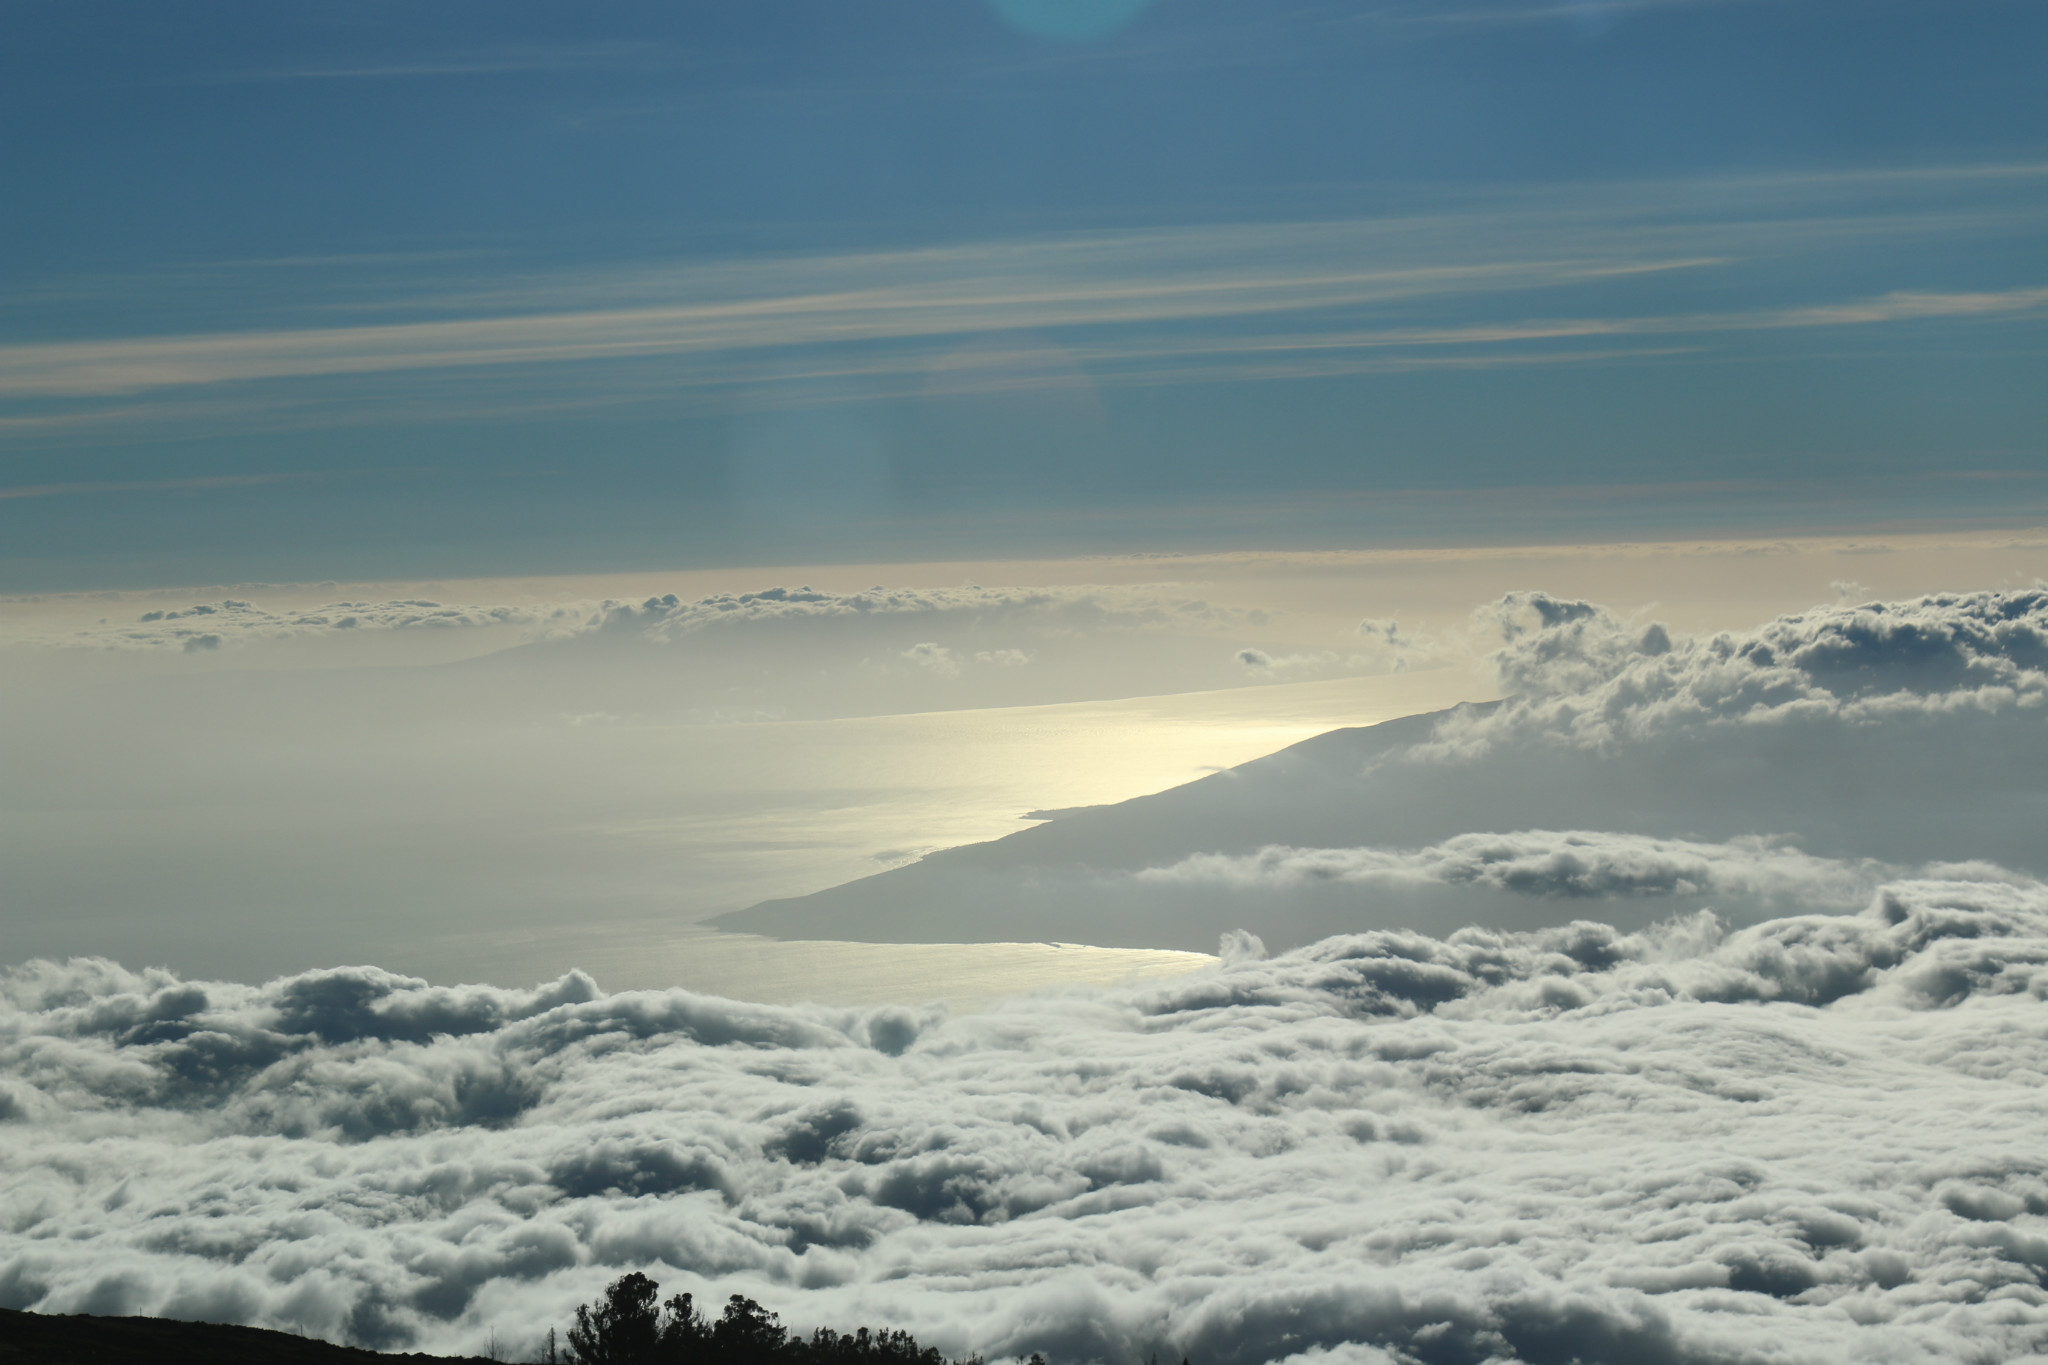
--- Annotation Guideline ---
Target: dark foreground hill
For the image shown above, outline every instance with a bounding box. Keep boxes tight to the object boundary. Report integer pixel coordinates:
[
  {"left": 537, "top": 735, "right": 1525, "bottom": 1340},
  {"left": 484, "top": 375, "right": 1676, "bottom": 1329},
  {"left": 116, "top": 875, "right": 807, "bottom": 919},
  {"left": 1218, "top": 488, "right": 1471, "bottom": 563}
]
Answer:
[{"left": 0, "top": 1308, "right": 496, "bottom": 1365}]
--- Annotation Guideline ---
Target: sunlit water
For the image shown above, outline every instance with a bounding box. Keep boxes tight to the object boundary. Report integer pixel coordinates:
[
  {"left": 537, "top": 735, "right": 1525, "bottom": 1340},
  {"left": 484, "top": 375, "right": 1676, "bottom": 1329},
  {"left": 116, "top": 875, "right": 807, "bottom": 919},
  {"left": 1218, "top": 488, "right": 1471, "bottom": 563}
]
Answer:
[
  {"left": 409, "top": 667, "right": 1490, "bottom": 998},
  {"left": 1, "top": 664, "right": 1486, "bottom": 1001}
]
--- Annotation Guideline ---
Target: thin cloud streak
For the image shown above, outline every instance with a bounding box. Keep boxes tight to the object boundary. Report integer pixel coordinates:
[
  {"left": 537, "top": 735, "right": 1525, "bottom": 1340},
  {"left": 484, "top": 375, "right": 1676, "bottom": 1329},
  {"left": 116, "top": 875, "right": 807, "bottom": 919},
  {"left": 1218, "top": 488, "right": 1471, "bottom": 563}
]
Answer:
[
  {"left": 5, "top": 163, "right": 2043, "bottom": 418},
  {"left": 1067, "top": 285, "right": 2048, "bottom": 372},
  {"left": 0, "top": 257, "right": 1711, "bottom": 399},
  {"left": 8, "top": 273, "right": 2042, "bottom": 404}
]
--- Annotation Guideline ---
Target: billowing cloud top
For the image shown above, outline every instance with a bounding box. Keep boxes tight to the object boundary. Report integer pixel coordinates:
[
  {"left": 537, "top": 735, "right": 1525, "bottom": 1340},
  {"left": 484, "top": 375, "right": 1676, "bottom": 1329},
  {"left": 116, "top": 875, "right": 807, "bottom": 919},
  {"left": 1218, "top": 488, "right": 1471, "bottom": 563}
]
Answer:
[
  {"left": 1454, "top": 587, "right": 2048, "bottom": 749},
  {"left": 5, "top": 876, "right": 2048, "bottom": 1362}
]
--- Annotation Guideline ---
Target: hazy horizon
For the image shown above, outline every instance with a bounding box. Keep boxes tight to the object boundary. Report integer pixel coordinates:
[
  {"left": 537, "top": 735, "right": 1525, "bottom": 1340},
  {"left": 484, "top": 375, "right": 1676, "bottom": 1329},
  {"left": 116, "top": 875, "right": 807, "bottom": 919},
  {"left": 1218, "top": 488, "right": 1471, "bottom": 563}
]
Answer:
[{"left": 7, "top": 528, "right": 2042, "bottom": 991}]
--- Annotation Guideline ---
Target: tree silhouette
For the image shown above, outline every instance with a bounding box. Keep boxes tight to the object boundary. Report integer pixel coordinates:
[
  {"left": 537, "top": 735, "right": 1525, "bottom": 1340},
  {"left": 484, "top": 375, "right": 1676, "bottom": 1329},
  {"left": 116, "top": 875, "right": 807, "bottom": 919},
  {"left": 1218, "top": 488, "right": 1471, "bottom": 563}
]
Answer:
[
  {"left": 662, "top": 1291, "right": 707, "bottom": 1358},
  {"left": 556, "top": 1275, "right": 993, "bottom": 1365},
  {"left": 710, "top": 1296, "right": 788, "bottom": 1365},
  {"left": 566, "top": 1273, "right": 664, "bottom": 1364},
  {"left": 803, "top": 1324, "right": 953, "bottom": 1365}
]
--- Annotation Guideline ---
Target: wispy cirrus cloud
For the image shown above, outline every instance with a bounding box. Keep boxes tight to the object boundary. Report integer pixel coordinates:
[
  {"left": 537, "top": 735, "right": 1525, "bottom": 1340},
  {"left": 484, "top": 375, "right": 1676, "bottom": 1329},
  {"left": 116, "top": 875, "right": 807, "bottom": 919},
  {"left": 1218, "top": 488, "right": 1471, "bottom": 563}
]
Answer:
[
  {"left": 19, "top": 275, "right": 2031, "bottom": 406},
  {"left": 1061, "top": 284, "right": 2048, "bottom": 384},
  {"left": 0, "top": 253, "right": 1708, "bottom": 400},
  {"left": 4, "top": 163, "right": 2044, "bottom": 423}
]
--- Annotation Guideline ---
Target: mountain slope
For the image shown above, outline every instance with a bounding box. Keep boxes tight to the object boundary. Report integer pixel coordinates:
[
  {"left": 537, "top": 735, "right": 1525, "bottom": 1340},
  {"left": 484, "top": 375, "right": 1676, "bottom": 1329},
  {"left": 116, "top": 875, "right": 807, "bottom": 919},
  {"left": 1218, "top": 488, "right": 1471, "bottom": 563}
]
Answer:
[
  {"left": 719, "top": 590, "right": 2048, "bottom": 953},
  {"left": 717, "top": 704, "right": 1549, "bottom": 952}
]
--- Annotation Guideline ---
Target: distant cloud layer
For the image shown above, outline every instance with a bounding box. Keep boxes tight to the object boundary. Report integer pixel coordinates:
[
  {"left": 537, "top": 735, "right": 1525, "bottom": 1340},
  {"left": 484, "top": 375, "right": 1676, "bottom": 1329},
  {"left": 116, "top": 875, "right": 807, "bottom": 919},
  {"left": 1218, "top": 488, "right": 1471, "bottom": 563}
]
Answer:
[
  {"left": 14, "top": 580, "right": 1347, "bottom": 726},
  {"left": 23, "top": 582, "right": 1250, "bottom": 654},
  {"left": 43, "top": 597, "right": 567, "bottom": 652},
  {"left": 591, "top": 583, "right": 1250, "bottom": 642},
  {"left": 5, "top": 875, "right": 2047, "bottom": 1362}
]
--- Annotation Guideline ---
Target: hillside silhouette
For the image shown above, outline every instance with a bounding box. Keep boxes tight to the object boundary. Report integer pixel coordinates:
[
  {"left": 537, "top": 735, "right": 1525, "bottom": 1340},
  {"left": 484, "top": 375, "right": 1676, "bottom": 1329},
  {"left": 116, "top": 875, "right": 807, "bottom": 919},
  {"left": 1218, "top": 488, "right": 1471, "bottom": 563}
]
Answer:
[{"left": 0, "top": 1306, "right": 498, "bottom": 1365}]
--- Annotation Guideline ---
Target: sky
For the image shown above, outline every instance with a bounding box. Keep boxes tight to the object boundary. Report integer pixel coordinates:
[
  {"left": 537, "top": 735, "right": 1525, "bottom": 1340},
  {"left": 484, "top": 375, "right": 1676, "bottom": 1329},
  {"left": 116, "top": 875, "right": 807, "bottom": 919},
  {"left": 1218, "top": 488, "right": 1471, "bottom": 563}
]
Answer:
[
  {"left": 9, "top": 5, "right": 2048, "bottom": 1360},
  {"left": 4, "top": 0, "right": 2046, "bottom": 588}
]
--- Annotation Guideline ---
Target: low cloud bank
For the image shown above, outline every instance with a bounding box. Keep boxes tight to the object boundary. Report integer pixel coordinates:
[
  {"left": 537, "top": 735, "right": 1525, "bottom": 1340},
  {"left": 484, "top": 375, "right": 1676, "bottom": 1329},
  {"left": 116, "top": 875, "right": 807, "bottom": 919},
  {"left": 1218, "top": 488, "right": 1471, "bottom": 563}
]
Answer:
[
  {"left": 18, "top": 581, "right": 1364, "bottom": 723},
  {"left": 588, "top": 584, "right": 1250, "bottom": 643},
  {"left": 39, "top": 598, "right": 569, "bottom": 653},
  {"left": 1135, "top": 830, "right": 1893, "bottom": 909},
  {"left": 30, "top": 583, "right": 1253, "bottom": 654},
  {"left": 6, "top": 876, "right": 2048, "bottom": 1362},
  {"left": 517, "top": 583, "right": 1334, "bottom": 720}
]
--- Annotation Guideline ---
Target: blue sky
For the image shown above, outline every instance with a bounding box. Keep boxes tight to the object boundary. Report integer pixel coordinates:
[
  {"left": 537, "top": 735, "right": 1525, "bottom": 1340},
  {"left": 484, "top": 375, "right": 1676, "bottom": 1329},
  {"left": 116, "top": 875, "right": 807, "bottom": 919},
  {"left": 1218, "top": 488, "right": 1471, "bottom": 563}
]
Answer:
[{"left": 3, "top": 0, "right": 2044, "bottom": 588}]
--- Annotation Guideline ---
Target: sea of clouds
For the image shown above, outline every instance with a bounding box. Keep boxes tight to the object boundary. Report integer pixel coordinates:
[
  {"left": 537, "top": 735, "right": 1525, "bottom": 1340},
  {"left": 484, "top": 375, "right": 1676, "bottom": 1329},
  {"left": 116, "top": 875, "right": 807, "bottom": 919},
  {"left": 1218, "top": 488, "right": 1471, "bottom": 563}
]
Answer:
[
  {"left": 7, "top": 588, "right": 2048, "bottom": 1363},
  {"left": 5, "top": 877, "right": 2048, "bottom": 1363}
]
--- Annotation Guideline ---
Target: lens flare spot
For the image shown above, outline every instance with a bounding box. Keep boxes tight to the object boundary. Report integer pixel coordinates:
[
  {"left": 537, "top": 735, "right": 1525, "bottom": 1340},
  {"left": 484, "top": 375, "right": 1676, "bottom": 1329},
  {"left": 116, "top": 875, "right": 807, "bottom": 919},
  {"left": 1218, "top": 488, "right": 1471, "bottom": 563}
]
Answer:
[{"left": 985, "top": 0, "right": 1154, "bottom": 44}]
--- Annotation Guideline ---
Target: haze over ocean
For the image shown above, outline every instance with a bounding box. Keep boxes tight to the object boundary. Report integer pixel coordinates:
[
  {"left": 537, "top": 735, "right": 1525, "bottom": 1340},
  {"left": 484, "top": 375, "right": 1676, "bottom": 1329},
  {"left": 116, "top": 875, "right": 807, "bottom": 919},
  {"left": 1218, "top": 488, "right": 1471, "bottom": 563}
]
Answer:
[{"left": 5, "top": 1, "right": 2047, "bottom": 1362}]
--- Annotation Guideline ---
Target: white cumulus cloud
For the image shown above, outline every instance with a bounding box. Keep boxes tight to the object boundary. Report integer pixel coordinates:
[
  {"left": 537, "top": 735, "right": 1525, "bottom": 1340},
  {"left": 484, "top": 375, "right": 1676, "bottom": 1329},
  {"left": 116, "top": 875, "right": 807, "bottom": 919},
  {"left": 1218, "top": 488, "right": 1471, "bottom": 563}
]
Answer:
[{"left": 1447, "top": 587, "right": 2048, "bottom": 753}]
